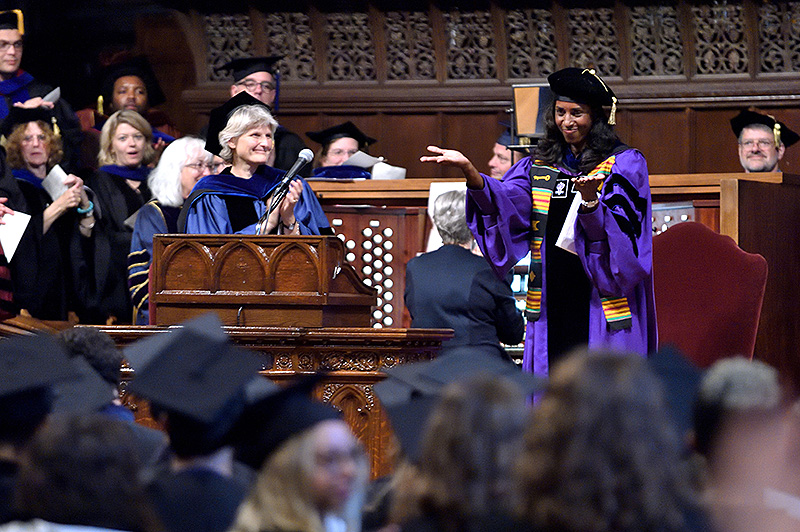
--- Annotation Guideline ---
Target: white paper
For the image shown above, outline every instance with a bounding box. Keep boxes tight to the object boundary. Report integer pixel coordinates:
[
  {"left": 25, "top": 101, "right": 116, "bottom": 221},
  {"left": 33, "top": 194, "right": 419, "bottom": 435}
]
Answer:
[
  {"left": 42, "top": 87, "right": 61, "bottom": 103},
  {"left": 0, "top": 210, "right": 31, "bottom": 261},
  {"left": 42, "top": 164, "right": 70, "bottom": 203},
  {"left": 371, "top": 161, "right": 406, "bottom": 180},
  {"left": 555, "top": 193, "right": 581, "bottom": 255},
  {"left": 342, "top": 151, "right": 383, "bottom": 168}
]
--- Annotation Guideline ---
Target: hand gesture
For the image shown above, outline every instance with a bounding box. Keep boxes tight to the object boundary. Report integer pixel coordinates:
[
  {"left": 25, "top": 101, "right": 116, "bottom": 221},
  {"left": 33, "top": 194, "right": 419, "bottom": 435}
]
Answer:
[
  {"left": 13, "top": 97, "right": 55, "bottom": 110},
  {"left": 0, "top": 197, "right": 14, "bottom": 224},
  {"left": 279, "top": 179, "right": 304, "bottom": 229},
  {"left": 572, "top": 174, "right": 605, "bottom": 202},
  {"left": 420, "top": 145, "right": 484, "bottom": 189}
]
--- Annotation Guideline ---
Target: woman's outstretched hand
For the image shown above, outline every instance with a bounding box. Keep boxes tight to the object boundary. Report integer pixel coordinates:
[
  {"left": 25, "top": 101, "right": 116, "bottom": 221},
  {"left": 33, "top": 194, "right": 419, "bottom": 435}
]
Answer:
[{"left": 420, "top": 145, "right": 484, "bottom": 189}]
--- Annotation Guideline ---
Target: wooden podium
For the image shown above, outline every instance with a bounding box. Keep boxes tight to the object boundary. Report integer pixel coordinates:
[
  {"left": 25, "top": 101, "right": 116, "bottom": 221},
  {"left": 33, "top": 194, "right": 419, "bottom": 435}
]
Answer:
[{"left": 150, "top": 235, "right": 377, "bottom": 327}]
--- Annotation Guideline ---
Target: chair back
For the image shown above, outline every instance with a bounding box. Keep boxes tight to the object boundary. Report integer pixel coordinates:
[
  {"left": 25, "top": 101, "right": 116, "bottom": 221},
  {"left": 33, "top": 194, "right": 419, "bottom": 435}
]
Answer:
[{"left": 652, "top": 222, "right": 767, "bottom": 368}]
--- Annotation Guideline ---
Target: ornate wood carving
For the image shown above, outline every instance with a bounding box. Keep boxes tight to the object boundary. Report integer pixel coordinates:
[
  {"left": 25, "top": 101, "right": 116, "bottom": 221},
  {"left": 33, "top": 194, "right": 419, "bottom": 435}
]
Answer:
[
  {"left": 759, "top": 2, "right": 800, "bottom": 74},
  {"left": 567, "top": 7, "right": 620, "bottom": 77},
  {"left": 693, "top": 2, "right": 748, "bottom": 75},
  {"left": 204, "top": 14, "right": 254, "bottom": 82},
  {"left": 630, "top": 5, "right": 684, "bottom": 77},
  {"left": 385, "top": 11, "right": 436, "bottom": 80},
  {"left": 262, "top": 12, "right": 316, "bottom": 81},
  {"left": 325, "top": 12, "right": 377, "bottom": 81},
  {"left": 444, "top": 10, "right": 496, "bottom": 80},
  {"left": 506, "top": 9, "right": 558, "bottom": 79}
]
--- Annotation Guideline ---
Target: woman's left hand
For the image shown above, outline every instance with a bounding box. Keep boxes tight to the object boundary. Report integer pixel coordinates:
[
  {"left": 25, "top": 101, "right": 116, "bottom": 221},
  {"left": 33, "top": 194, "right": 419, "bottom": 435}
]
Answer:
[
  {"left": 278, "top": 179, "right": 303, "bottom": 230},
  {"left": 572, "top": 174, "right": 605, "bottom": 202}
]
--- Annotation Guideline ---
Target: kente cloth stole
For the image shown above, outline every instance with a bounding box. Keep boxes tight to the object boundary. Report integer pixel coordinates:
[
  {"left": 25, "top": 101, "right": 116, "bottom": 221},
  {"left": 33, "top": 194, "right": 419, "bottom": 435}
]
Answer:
[{"left": 525, "top": 155, "right": 632, "bottom": 331}]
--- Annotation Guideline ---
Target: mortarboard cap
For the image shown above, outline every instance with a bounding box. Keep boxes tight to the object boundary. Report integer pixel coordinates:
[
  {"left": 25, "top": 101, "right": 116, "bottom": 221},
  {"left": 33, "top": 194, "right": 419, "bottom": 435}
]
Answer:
[
  {"left": 100, "top": 55, "right": 166, "bottom": 110},
  {"left": 204, "top": 91, "right": 270, "bottom": 157},
  {"left": 0, "top": 333, "right": 76, "bottom": 398},
  {"left": 0, "top": 105, "right": 55, "bottom": 138},
  {"left": 548, "top": 67, "right": 618, "bottom": 125},
  {"left": 496, "top": 121, "right": 519, "bottom": 148},
  {"left": 52, "top": 356, "right": 116, "bottom": 414},
  {"left": 0, "top": 9, "right": 23, "bottom": 33},
  {"left": 231, "top": 373, "right": 341, "bottom": 470},
  {"left": 730, "top": 109, "right": 800, "bottom": 148},
  {"left": 217, "top": 56, "right": 281, "bottom": 82},
  {"left": 306, "top": 121, "right": 377, "bottom": 150}
]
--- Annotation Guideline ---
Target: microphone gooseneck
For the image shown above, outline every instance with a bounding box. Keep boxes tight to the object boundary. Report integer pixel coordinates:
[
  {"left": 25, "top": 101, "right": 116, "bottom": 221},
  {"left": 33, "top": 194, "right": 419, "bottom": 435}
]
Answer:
[{"left": 255, "top": 149, "right": 315, "bottom": 235}]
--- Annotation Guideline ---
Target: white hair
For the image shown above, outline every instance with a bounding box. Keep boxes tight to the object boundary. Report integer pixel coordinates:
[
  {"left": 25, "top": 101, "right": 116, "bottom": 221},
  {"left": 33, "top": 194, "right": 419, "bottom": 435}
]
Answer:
[
  {"left": 148, "top": 136, "right": 211, "bottom": 207},
  {"left": 433, "top": 189, "right": 473, "bottom": 245},
  {"left": 218, "top": 105, "right": 278, "bottom": 162}
]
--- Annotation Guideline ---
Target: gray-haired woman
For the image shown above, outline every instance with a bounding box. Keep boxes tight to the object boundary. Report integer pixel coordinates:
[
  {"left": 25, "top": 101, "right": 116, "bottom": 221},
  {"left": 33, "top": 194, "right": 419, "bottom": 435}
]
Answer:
[
  {"left": 181, "top": 92, "right": 330, "bottom": 235},
  {"left": 404, "top": 189, "right": 524, "bottom": 358}
]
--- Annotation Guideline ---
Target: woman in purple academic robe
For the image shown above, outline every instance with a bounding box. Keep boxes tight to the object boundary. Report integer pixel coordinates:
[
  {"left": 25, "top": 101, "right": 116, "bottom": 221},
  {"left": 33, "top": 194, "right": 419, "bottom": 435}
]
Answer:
[{"left": 421, "top": 68, "right": 656, "bottom": 376}]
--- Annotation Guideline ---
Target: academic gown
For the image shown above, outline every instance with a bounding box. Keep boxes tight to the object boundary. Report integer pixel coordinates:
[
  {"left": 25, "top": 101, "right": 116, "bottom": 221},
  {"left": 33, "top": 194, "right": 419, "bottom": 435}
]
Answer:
[
  {"left": 311, "top": 165, "right": 372, "bottom": 180},
  {"left": 79, "top": 167, "right": 151, "bottom": 324},
  {"left": 5, "top": 171, "right": 82, "bottom": 320},
  {"left": 466, "top": 148, "right": 657, "bottom": 375},
  {"left": 181, "top": 166, "right": 330, "bottom": 235},
  {"left": 273, "top": 126, "right": 311, "bottom": 177},
  {"left": 128, "top": 200, "right": 180, "bottom": 325}
]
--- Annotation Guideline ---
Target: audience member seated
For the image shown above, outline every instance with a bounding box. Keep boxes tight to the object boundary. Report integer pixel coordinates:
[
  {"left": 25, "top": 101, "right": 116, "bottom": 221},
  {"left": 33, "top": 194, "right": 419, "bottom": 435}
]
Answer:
[
  {"left": 180, "top": 92, "right": 330, "bottom": 235},
  {"left": 1, "top": 106, "right": 94, "bottom": 320},
  {"left": 0, "top": 334, "right": 75, "bottom": 525},
  {"left": 6, "top": 413, "right": 162, "bottom": 532},
  {"left": 306, "top": 121, "right": 376, "bottom": 179},
  {"left": 389, "top": 374, "right": 529, "bottom": 532},
  {"left": 125, "top": 313, "right": 263, "bottom": 532},
  {"left": 488, "top": 126, "right": 522, "bottom": 180},
  {"left": 513, "top": 348, "right": 707, "bottom": 531},
  {"left": 405, "top": 189, "right": 524, "bottom": 358},
  {"left": 229, "top": 378, "right": 369, "bottom": 532},
  {"left": 730, "top": 109, "right": 799, "bottom": 173},
  {"left": 128, "top": 137, "right": 213, "bottom": 324},
  {"left": 219, "top": 56, "right": 307, "bottom": 173},
  {"left": 0, "top": 10, "right": 82, "bottom": 173},
  {"left": 83, "top": 109, "right": 154, "bottom": 324}
]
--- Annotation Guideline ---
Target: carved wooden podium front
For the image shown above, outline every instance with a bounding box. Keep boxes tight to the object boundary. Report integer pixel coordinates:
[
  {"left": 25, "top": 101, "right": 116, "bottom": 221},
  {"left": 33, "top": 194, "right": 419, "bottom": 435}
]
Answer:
[{"left": 138, "top": 235, "right": 452, "bottom": 477}]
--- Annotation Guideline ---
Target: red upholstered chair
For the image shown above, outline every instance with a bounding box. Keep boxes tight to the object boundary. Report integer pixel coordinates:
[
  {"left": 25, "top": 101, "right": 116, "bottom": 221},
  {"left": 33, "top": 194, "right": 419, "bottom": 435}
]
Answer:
[{"left": 652, "top": 222, "right": 768, "bottom": 368}]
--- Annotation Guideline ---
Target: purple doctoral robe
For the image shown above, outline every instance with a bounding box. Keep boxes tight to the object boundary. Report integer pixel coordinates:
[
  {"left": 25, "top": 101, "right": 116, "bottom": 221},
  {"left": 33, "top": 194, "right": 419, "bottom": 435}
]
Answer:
[{"left": 466, "top": 148, "right": 657, "bottom": 376}]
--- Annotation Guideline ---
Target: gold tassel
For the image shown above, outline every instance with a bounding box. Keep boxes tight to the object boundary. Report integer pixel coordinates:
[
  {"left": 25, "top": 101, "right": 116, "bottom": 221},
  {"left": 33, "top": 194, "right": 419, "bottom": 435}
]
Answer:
[
  {"left": 774, "top": 122, "right": 781, "bottom": 147},
  {"left": 97, "top": 95, "right": 104, "bottom": 115},
  {"left": 51, "top": 117, "right": 60, "bottom": 138},
  {"left": 13, "top": 9, "right": 23, "bottom": 35},
  {"left": 609, "top": 96, "right": 617, "bottom": 126}
]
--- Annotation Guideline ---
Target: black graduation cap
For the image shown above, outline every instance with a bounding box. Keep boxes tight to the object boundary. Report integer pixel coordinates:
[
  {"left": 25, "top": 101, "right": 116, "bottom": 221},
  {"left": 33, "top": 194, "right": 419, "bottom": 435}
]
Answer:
[
  {"left": 217, "top": 56, "right": 281, "bottom": 82},
  {"left": 204, "top": 91, "right": 269, "bottom": 157},
  {"left": 548, "top": 67, "right": 617, "bottom": 124},
  {"left": 100, "top": 55, "right": 166, "bottom": 110},
  {"left": 51, "top": 356, "right": 116, "bottom": 414},
  {"left": 730, "top": 109, "right": 800, "bottom": 148},
  {"left": 306, "top": 121, "right": 377, "bottom": 150},
  {"left": 0, "top": 9, "right": 22, "bottom": 33},
  {"left": 0, "top": 105, "right": 54, "bottom": 138},
  {"left": 231, "top": 373, "right": 341, "bottom": 470}
]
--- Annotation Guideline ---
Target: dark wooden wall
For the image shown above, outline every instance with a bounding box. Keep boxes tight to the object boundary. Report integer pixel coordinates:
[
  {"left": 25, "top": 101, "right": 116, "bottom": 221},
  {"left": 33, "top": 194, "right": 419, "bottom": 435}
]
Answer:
[{"left": 134, "top": 1, "right": 800, "bottom": 178}]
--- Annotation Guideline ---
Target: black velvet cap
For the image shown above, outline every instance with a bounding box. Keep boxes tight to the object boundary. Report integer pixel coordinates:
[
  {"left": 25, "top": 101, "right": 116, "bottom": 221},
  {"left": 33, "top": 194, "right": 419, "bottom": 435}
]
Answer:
[
  {"left": 0, "top": 333, "right": 76, "bottom": 398},
  {"left": 0, "top": 9, "right": 22, "bottom": 33},
  {"left": 730, "top": 109, "right": 800, "bottom": 147},
  {"left": 306, "top": 121, "right": 376, "bottom": 150},
  {"left": 496, "top": 122, "right": 518, "bottom": 148},
  {"left": 217, "top": 56, "right": 281, "bottom": 82},
  {"left": 100, "top": 55, "right": 166, "bottom": 109},
  {"left": 52, "top": 356, "right": 116, "bottom": 414},
  {"left": 232, "top": 373, "right": 341, "bottom": 469},
  {"left": 0, "top": 105, "right": 54, "bottom": 138},
  {"left": 548, "top": 67, "right": 616, "bottom": 108},
  {"left": 204, "top": 91, "right": 269, "bottom": 156}
]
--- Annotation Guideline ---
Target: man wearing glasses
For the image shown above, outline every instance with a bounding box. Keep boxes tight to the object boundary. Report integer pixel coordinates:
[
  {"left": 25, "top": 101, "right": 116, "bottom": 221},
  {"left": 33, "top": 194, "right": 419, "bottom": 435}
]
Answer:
[
  {"left": 221, "top": 56, "right": 309, "bottom": 175},
  {"left": 0, "top": 9, "right": 82, "bottom": 172},
  {"left": 731, "top": 110, "right": 799, "bottom": 173}
]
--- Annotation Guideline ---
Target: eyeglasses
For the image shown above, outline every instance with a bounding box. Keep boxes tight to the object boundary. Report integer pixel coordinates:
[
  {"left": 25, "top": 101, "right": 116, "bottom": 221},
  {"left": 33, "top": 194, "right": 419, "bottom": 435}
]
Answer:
[
  {"left": 327, "top": 148, "right": 359, "bottom": 158},
  {"left": 22, "top": 134, "right": 47, "bottom": 144},
  {"left": 0, "top": 40, "right": 23, "bottom": 53},
  {"left": 235, "top": 80, "right": 276, "bottom": 92},
  {"left": 740, "top": 139, "right": 776, "bottom": 149},
  {"left": 184, "top": 162, "right": 221, "bottom": 172}
]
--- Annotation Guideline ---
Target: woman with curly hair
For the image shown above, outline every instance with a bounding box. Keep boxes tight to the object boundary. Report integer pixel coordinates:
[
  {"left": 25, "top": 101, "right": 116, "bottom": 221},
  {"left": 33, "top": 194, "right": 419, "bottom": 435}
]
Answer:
[
  {"left": 389, "top": 374, "right": 529, "bottom": 531},
  {"left": 513, "top": 349, "right": 706, "bottom": 532},
  {"left": 421, "top": 68, "right": 656, "bottom": 376},
  {"left": 1, "top": 107, "right": 94, "bottom": 320}
]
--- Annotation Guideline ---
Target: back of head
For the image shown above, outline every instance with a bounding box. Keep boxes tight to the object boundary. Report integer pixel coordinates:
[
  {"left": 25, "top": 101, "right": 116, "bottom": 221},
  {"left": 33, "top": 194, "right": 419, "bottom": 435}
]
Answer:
[
  {"left": 693, "top": 357, "right": 781, "bottom": 457},
  {"left": 515, "top": 348, "right": 695, "bottom": 532},
  {"left": 15, "top": 413, "right": 161, "bottom": 532},
  {"left": 432, "top": 189, "right": 472, "bottom": 245},
  {"left": 391, "top": 374, "right": 527, "bottom": 526},
  {"left": 58, "top": 327, "right": 122, "bottom": 385}
]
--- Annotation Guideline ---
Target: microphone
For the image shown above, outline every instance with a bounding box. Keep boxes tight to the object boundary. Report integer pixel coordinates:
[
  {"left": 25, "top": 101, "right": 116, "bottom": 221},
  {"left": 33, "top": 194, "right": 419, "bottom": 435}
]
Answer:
[{"left": 256, "top": 149, "right": 314, "bottom": 235}]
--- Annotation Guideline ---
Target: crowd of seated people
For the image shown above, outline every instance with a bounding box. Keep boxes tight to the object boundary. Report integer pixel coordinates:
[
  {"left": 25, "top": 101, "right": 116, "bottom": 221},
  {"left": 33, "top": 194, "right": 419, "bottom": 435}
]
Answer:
[{"left": 0, "top": 319, "right": 798, "bottom": 532}]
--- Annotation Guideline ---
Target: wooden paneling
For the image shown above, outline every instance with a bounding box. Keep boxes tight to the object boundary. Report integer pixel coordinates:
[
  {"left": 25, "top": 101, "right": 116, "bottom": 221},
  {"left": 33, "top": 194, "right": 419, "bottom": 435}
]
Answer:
[{"left": 626, "top": 110, "right": 692, "bottom": 175}]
